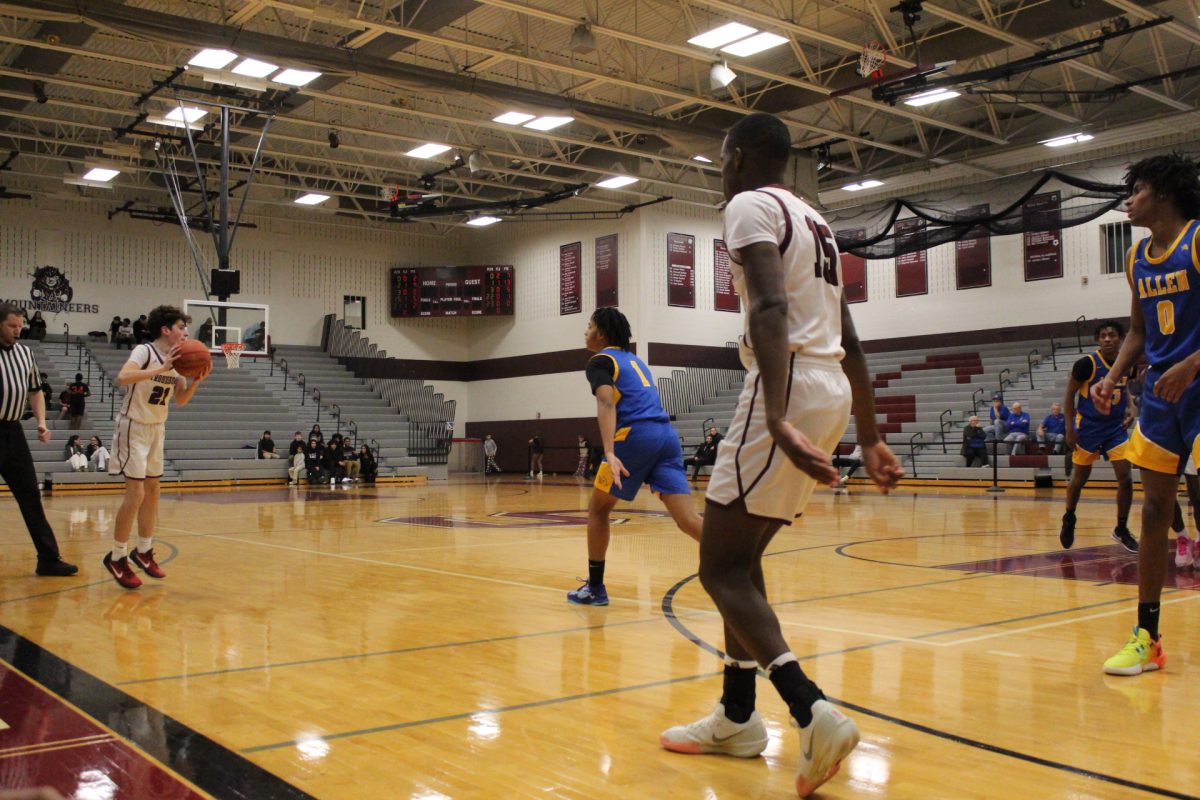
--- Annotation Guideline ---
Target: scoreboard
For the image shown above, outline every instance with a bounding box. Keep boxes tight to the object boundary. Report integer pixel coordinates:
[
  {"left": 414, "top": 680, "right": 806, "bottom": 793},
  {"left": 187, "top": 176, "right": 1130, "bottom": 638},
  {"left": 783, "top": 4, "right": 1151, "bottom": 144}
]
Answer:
[{"left": 390, "top": 265, "right": 515, "bottom": 317}]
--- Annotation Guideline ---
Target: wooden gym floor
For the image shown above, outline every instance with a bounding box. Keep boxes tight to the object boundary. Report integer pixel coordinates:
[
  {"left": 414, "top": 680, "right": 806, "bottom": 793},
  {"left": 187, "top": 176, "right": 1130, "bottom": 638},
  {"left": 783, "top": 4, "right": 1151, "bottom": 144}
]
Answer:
[{"left": 0, "top": 476, "right": 1197, "bottom": 799}]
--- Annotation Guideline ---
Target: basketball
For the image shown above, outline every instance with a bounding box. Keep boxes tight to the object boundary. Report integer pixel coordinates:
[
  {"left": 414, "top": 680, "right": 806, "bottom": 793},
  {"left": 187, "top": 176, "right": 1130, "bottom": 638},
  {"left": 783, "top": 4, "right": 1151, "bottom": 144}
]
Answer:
[{"left": 173, "top": 339, "right": 212, "bottom": 378}]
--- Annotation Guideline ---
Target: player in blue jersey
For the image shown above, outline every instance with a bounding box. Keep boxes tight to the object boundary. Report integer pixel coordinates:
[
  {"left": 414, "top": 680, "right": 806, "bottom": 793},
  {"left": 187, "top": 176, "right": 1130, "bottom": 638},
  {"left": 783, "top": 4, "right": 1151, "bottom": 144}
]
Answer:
[
  {"left": 1059, "top": 320, "right": 1138, "bottom": 551},
  {"left": 1094, "top": 153, "right": 1200, "bottom": 676},
  {"left": 566, "top": 307, "right": 702, "bottom": 606}
]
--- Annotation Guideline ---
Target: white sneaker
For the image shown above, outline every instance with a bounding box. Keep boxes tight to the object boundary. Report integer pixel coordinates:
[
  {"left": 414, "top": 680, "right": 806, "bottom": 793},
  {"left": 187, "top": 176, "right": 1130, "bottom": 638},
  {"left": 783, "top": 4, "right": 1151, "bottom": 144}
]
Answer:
[
  {"left": 1176, "top": 535, "right": 1194, "bottom": 568},
  {"left": 342, "top": 477, "right": 352, "bottom": 483},
  {"left": 329, "top": 478, "right": 335, "bottom": 485},
  {"left": 659, "top": 702, "right": 767, "bottom": 758},
  {"left": 537, "top": 471, "right": 543, "bottom": 478},
  {"left": 796, "top": 700, "right": 860, "bottom": 798}
]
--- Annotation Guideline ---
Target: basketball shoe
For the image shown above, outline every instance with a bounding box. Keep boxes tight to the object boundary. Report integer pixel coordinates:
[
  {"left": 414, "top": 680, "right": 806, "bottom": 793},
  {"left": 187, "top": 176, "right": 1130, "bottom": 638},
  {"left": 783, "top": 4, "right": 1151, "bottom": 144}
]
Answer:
[
  {"left": 1112, "top": 526, "right": 1139, "bottom": 553},
  {"left": 795, "top": 699, "right": 860, "bottom": 798},
  {"left": 1059, "top": 511, "right": 1076, "bottom": 549},
  {"left": 130, "top": 548, "right": 166, "bottom": 579},
  {"left": 659, "top": 702, "right": 767, "bottom": 757},
  {"left": 566, "top": 581, "right": 608, "bottom": 606},
  {"left": 1176, "top": 535, "right": 1194, "bottom": 568},
  {"left": 1103, "top": 626, "right": 1166, "bottom": 675},
  {"left": 102, "top": 553, "right": 142, "bottom": 590}
]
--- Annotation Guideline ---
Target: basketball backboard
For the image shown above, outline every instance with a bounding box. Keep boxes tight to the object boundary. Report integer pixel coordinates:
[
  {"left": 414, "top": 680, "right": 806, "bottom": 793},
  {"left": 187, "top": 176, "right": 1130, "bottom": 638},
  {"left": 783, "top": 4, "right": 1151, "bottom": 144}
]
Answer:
[{"left": 184, "top": 299, "right": 270, "bottom": 355}]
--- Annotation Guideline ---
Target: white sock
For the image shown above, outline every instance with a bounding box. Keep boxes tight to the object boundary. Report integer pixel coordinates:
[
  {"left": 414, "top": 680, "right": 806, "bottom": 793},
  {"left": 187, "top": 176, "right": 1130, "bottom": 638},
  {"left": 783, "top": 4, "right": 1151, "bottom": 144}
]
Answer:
[
  {"left": 111, "top": 541, "right": 128, "bottom": 561},
  {"left": 766, "top": 652, "right": 798, "bottom": 672},
  {"left": 136, "top": 537, "right": 153, "bottom": 554}
]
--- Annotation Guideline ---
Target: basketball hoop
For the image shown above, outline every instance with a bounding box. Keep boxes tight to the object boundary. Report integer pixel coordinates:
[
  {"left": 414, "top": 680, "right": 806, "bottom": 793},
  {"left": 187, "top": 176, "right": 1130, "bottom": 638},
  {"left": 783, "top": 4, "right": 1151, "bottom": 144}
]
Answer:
[
  {"left": 220, "top": 342, "right": 244, "bottom": 369},
  {"left": 857, "top": 40, "right": 887, "bottom": 79}
]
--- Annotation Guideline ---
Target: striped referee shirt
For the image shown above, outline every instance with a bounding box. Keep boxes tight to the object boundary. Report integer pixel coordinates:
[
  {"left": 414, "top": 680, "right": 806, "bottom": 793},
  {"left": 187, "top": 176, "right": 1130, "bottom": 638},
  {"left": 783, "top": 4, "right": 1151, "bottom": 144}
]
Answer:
[{"left": 0, "top": 342, "right": 40, "bottom": 422}]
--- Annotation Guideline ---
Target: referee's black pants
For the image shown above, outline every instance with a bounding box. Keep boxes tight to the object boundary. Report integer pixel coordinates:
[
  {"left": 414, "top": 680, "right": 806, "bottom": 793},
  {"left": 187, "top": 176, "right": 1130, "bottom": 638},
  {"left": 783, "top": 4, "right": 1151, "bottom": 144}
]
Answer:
[{"left": 0, "top": 421, "right": 62, "bottom": 562}]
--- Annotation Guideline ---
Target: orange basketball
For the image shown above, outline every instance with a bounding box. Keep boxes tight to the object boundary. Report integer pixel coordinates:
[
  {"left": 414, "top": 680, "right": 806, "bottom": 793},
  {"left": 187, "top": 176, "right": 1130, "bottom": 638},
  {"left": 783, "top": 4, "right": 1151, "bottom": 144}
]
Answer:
[{"left": 174, "top": 339, "right": 212, "bottom": 378}]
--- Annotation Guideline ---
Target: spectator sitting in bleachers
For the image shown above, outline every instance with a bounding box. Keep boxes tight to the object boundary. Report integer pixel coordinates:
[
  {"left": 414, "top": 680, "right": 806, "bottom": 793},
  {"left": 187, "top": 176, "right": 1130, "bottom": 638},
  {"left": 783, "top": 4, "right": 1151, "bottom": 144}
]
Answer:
[
  {"left": 87, "top": 436, "right": 110, "bottom": 472},
  {"left": 961, "top": 415, "right": 989, "bottom": 467},
  {"left": 57, "top": 383, "right": 70, "bottom": 420},
  {"left": 288, "top": 431, "right": 305, "bottom": 459},
  {"left": 114, "top": 318, "right": 134, "bottom": 349},
  {"left": 133, "top": 314, "right": 149, "bottom": 343},
  {"left": 37, "top": 372, "right": 51, "bottom": 401},
  {"left": 323, "top": 438, "right": 344, "bottom": 485},
  {"left": 108, "top": 315, "right": 122, "bottom": 343},
  {"left": 1037, "top": 402, "right": 1067, "bottom": 454},
  {"left": 257, "top": 430, "right": 280, "bottom": 459},
  {"left": 26, "top": 311, "right": 46, "bottom": 341},
  {"left": 302, "top": 437, "right": 324, "bottom": 484},
  {"left": 684, "top": 434, "right": 718, "bottom": 482},
  {"left": 339, "top": 441, "right": 361, "bottom": 483},
  {"left": 1003, "top": 401, "right": 1031, "bottom": 454},
  {"left": 983, "top": 394, "right": 1009, "bottom": 441},
  {"left": 63, "top": 435, "right": 87, "bottom": 471},
  {"left": 309, "top": 424, "right": 325, "bottom": 445},
  {"left": 359, "top": 445, "right": 377, "bottom": 484}
]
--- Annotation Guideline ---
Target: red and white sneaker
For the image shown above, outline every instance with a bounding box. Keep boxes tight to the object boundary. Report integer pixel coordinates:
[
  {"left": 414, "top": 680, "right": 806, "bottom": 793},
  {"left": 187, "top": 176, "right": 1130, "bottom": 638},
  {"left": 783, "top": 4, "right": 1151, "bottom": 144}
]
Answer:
[
  {"left": 102, "top": 553, "right": 143, "bottom": 590},
  {"left": 130, "top": 548, "right": 166, "bottom": 579},
  {"left": 1175, "top": 536, "right": 1194, "bottom": 568}
]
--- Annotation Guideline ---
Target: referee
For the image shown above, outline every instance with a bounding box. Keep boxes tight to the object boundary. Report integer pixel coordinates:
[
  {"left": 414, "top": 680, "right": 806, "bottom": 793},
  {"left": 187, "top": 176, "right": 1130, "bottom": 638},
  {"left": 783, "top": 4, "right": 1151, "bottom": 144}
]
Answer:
[{"left": 0, "top": 303, "right": 77, "bottom": 576}]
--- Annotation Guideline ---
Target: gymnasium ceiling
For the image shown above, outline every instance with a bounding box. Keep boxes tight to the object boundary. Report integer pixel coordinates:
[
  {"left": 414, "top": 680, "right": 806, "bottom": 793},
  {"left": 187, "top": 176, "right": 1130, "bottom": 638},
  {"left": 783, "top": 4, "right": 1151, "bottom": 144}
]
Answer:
[{"left": 0, "top": 0, "right": 1198, "bottom": 233}]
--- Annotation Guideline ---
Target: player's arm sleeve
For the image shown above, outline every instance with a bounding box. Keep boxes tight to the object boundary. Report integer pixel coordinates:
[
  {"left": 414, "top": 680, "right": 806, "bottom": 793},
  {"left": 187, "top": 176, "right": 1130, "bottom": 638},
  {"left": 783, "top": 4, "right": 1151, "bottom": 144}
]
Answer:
[
  {"left": 723, "top": 192, "right": 782, "bottom": 253},
  {"left": 586, "top": 354, "right": 616, "bottom": 395},
  {"left": 1070, "top": 356, "right": 1093, "bottom": 383}
]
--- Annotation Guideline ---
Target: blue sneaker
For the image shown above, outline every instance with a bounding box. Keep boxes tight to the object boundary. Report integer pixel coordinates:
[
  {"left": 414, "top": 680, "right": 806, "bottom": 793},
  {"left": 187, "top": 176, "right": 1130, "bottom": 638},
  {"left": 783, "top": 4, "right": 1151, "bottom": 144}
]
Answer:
[{"left": 567, "top": 581, "right": 609, "bottom": 605}]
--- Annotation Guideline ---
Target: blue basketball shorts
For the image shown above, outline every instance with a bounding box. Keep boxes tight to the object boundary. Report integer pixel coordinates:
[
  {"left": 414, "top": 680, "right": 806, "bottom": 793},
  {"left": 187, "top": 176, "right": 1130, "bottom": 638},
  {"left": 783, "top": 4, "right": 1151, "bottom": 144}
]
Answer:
[
  {"left": 1072, "top": 421, "right": 1129, "bottom": 466},
  {"left": 1127, "top": 367, "right": 1200, "bottom": 475},
  {"left": 593, "top": 421, "right": 690, "bottom": 501}
]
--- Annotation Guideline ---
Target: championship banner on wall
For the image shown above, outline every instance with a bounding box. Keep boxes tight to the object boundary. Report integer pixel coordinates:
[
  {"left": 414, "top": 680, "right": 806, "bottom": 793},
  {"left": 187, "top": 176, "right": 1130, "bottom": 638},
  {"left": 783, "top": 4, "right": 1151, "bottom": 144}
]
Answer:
[
  {"left": 1024, "top": 191, "right": 1062, "bottom": 281},
  {"left": 894, "top": 217, "right": 928, "bottom": 297},
  {"left": 595, "top": 234, "right": 618, "bottom": 308},
  {"left": 955, "top": 204, "right": 992, "bottom": 290},
  {"left": 713, "top": 239, "right": 739, "bottom": 312},
  {"left": 559, "top": 241, "right": 582, "bottom": 315},
  {"left": 839, "top": 229, "right": 867, "bottom": 304},
  {"left": 667, "top": 232, "right": 695, "bottom": 308}
]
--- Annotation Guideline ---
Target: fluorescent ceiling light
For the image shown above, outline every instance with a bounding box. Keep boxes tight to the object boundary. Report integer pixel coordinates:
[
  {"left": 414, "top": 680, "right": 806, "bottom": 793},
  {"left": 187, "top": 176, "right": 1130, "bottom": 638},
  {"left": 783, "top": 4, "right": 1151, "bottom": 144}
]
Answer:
[
  {"left": 232, "top": 58, "right": 278, "bottom": 78},
  {"left": 692, "top": 155, "right": 713, "bottom": 163},
  {"left": 1039, "top": 132, "right": 1094, "bottom": 147},
  {"left": 467, "top": 215, "right": 502, "bottom": 227},
  {"left": 859, "top": 179, "right": 884, "bottom": 188},
  {"left": 493, "top": 111, "right": 536, "bottom": 125},
  {"left": 596, "top": 175, "right": 638, "bottom": 189},
  {"left": 720, "top": 32, "right": 788, "bottom": 57},
  {"left": 274, "top": 69, "right": 321, "bottom": 87},
  {"left": 294, "top": 193, "right": 330, "bottom": 205},
  {"left": 406, "top": 143, "right": 452, "bottom": 159},
  {"left": 63, "top": 174, "right": 116, "bottom": 189},
  {"left": 524, "top": 115, "right": 573, "bottom": 131},
  {"left": 81, "top": 167, "right": 120, "bottom": 182},
  {"left": 188, "top": 49, "right": 238, "bottom": 69},
  {"left": 903, "top": 88, "right": 960, "bottom": 107},
  {"left": 842, "top": 179, "right": 883, "bottom": 191},
  {"left": 147, "top": 116, "right": 204, "bottom": 130},
  {"left": 710, "top": 62, "right": 737, "bottom": 89},
  {"left": 688, "top": 22, "right": 757, "bottom": 49},
  {"left": 165, "top": 106, "right": 207, "bottom": 123}
]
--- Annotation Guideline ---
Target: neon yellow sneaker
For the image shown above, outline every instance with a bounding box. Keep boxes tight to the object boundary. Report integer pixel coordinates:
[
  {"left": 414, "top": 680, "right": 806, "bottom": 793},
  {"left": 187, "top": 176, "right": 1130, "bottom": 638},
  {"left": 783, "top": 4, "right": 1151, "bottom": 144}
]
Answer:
[{"left": 1103, "top": 626, "right": 1166, "bottom": 676}]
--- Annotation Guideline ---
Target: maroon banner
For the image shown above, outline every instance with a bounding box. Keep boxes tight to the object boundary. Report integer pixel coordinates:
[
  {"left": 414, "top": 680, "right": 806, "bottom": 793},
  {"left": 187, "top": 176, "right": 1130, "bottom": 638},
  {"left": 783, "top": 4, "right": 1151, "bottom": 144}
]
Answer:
[
  {"left": 955, "top": 204, "right": 992, "bottom": 290},
  {"left": 559, "top": 241, "right": 582, "bottom": 315},
  {"left": 840, "top": 229, "right": 867, "bottom": 304},
  {"left": 713, "top": 239, "right": 740, "bottom": 312},
  {"left": 894, "top": 218, "right": 928, "bottom": 297},
  {"left": 595, "top": 234, "right": 618, "bottom": 308},
  {"left": 1024, "top": 191, "right": 1062, "bottom": 281},
  {"left": 667, "top": 232, "right": 696, "bottom": 308}
]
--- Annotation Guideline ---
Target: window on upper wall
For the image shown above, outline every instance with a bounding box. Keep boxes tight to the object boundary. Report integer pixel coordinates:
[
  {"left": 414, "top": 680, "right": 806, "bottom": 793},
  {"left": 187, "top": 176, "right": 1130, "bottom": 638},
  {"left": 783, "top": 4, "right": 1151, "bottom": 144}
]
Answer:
[{"left": 1101, "top": 221, "right": 1133, "bottom": 275}]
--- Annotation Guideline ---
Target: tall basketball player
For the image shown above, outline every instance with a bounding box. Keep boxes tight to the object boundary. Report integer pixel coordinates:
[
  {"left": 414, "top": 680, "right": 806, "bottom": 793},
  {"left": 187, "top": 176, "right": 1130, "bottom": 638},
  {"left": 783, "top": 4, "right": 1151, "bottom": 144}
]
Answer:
[
  {"left": 104, "top": 305, "right": 208, "bottom": 589},
  {"left": 659, "top": 113, "right": 902, "bottom": 798},
  {"left": 1059, "top": 320, "right": 1138, "bottom": 552},
  {"left": 565, "top": 307, "right": 701, "bottom": 606},
  {"left": 1095, "top": 153, "right": 1200, "bottom": 675}
]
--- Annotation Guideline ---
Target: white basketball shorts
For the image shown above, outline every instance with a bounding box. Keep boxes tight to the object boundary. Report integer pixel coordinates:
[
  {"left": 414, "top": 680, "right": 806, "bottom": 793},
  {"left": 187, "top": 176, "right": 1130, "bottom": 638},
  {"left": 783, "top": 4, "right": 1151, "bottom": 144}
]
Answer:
[
  {"left": 707, "top": 357, "right": 852, "bottom": 523},
  {"left": 110, "top": 416, "right": 166, "bottom": 480}
]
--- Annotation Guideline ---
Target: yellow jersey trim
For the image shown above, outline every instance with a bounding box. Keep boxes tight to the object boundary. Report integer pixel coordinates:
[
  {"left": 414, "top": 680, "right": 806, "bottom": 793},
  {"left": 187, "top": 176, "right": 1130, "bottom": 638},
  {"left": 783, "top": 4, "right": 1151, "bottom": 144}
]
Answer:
[
  {"left": 1127, "top": 424, "right": 1180, "bottom": 474},
  {"left": 1142, "top": 224, "right": 1193, "bottom": 265}
]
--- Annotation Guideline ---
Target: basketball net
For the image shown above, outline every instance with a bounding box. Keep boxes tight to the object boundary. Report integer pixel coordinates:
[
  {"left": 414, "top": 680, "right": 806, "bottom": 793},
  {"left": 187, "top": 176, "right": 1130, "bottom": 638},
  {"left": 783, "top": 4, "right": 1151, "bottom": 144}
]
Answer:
[
  {"left": 857, "top": 41, "right": 887, "bottom": 79},
  {"left": 220, "top": 342, "right": 244, "bottom": 369}
]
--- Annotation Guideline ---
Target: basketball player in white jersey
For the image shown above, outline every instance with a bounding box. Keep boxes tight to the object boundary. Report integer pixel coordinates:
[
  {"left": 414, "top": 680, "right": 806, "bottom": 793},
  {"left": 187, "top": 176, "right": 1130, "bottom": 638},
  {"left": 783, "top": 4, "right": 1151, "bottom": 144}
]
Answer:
[
  {"left": 103, "top": 305, "right": 208, "bottom": 589},
  {"left": 659, "top": 113, "right": 903, "bottom": 797}
]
